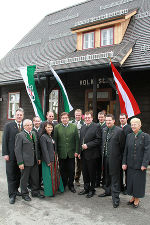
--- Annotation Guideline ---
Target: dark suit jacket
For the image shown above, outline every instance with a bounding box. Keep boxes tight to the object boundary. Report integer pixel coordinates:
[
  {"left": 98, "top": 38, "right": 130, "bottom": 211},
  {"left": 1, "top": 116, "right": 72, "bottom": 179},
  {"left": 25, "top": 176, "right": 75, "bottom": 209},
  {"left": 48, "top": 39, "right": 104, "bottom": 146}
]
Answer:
[
  {"left": 2, "top": 121, "right": 22, "bottom": 160},
  {"left": 40, "top": 134, "right": 55, "bottom": 164},
  {"left": 80, "top": 122, "right": 102, "bottom": 160},
  {"left": 15, "top": 130, "right": 40, "bottom": 166},
  {"left": 102, "top": 126, "right": 125, "bottom": 175},
  {"left": 122, "top": 132, "right": 150, "bottom": 169},
  {"left": 98, "top": 122, "right": 107, "bottom": 130},
  {"left": 122, "top": 124, "right": 132, "bottom": 138}
]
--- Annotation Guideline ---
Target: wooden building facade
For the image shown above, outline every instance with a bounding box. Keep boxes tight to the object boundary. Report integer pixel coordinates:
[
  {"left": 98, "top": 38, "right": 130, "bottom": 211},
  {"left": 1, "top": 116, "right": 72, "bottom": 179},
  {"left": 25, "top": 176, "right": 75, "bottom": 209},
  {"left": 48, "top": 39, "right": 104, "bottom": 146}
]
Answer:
[{"left": 0, "top": 0, "right": 150, "bottom": 138}]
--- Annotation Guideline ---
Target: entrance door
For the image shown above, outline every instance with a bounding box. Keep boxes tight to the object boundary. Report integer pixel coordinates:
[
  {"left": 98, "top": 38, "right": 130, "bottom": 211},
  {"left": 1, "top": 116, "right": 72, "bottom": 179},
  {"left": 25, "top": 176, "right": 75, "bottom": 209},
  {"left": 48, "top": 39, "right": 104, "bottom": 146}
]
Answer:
[{"left": 85, "top": 88, "right": 115, "bottom": 115}]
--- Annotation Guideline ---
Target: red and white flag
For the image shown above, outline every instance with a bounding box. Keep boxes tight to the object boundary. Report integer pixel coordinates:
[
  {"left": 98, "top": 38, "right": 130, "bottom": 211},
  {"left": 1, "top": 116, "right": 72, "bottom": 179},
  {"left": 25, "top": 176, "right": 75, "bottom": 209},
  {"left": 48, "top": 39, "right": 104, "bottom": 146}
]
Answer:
[{"left": 111, "top": 62, "right": 140, "bottom": 118}]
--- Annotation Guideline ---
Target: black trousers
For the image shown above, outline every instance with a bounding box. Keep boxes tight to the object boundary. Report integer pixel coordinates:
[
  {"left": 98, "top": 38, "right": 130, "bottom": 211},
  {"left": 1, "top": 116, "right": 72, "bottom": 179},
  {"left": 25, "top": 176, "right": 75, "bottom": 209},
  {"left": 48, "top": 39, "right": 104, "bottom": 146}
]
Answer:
[
  {"left": 120, "top": 168, "right": 127, "bottom": 191},
  {"left": 21, "top": 163, "right": 40, "bottom": 196},
  {"left": 95, "top": 155, "right": 102, "bottom": 185},
  {"left": 74, "top": 157, "right": 82, "bottom": 182},
  {"left": 81, "top": 155, "right": 97, "bottom": 192},
  {"left": 103, "top": 157, "right": 120, "bottom": 204},
  {"left": 6, "top": 160, "right": 21, "bottom": 198},
  {"left": 59, "top": 157, "right": 75, "bottom": 189}
]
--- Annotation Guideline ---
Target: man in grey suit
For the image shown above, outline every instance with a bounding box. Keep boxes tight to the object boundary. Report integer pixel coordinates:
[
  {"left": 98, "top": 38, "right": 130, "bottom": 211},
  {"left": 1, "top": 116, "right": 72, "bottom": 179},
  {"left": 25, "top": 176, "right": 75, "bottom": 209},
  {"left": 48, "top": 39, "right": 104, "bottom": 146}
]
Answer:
[
  {"left": 2, "top": 108, "right": 24, "bottom": 204},
  {"left": 99, "top": 114, "right": 125, "bottom": 208},
  {"left": 15, "top": 119, "right": 44, "bottom": 201}
]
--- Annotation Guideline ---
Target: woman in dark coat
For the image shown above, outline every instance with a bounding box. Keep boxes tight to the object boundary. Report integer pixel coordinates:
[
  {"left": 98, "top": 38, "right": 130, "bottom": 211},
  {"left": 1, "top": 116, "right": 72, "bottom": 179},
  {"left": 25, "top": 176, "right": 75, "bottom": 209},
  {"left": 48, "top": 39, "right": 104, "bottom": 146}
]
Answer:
[
  {"left": 122, "top": 118, "right": 150, "bottom": 208},
  {"left": 40, "top": 122, "right": 64, "bottom": 197}
]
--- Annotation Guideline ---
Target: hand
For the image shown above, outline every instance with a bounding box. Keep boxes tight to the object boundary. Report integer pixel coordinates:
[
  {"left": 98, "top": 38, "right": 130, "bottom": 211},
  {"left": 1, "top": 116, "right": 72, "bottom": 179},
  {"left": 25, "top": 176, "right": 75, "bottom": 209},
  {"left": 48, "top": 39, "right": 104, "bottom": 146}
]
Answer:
[
  {"left": 19, "top": 164, "right": 24, "bottom": 170},
  {"left": 4, "top": 155, "right": 9, "bottom": 161},
  {"left": 74, "top": 153, "right": 78, "bottom": 158},
  {"left": 141, "top": 166, "right": 146, "bottom": 171},
  {"left": 38, "top": 160, "right": 41, "bottom": 165},
  {"left": 122, "top": 164, "right": 127, "bottom": 170},
  {"left": 48, "top": 162, "right": 53, "bottom": 167},
  {"left": 78, "top": 154, "right": 81, "bottom": 159},
  {"left": 82, "top": 144, "right": 88, "bottom": 150}
]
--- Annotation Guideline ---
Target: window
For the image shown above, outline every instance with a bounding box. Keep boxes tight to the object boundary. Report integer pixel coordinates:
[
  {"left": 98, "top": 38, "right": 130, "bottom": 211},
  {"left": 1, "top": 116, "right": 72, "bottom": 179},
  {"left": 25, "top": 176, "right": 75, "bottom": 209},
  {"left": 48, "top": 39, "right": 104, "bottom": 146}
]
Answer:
[
  {"left": 49, "top": 90, "right": 59, "bottom": 120},
  {"left": 8, "top": 92, "right": 20, "bottom": 119},
  {"left": 101, "top": 27, "right": 113, "bottom": 46},
  {"left": 83, "top": 31, "right": 94, "bottom": 49}
]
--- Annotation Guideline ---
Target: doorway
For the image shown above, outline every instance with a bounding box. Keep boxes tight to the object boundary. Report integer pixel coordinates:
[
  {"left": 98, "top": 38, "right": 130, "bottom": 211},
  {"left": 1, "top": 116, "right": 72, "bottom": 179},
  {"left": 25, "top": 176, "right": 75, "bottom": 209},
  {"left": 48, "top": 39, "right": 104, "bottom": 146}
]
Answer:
[{"left": 85, "top": 88, "right": 115, "bottom": 115}]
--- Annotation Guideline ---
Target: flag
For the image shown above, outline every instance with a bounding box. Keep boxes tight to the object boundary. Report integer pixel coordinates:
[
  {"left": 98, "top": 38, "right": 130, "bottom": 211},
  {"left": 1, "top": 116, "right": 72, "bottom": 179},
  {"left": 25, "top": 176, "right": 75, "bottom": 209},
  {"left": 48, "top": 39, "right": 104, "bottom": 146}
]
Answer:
[
  {"left": 49, "top": 66, "right": 73, "bottom": 112},
  {"left": 19, "top": 65, "right": 45, "bottom": 121},
  {"left": 110, "top": 62, "right": 140, "bottom": 118}
]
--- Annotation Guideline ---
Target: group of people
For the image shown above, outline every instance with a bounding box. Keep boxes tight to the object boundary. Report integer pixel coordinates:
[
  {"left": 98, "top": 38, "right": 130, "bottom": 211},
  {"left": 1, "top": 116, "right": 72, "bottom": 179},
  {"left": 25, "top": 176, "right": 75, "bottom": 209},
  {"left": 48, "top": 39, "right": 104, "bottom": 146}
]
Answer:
[{"left": 2, "top": 108, "right": 150, "bottom": 209}]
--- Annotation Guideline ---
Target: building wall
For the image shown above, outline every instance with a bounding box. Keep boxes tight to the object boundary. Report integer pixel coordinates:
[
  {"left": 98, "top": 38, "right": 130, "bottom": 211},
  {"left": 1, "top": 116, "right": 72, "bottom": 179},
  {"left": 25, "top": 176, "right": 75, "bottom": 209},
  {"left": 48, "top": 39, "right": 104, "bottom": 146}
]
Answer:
[
  {"left": 0, "top": 82, "right": 43, "bottom": 131},
  {"left": 122, "top": 69, "right": 150, "bottom": 134},
  {"left": 0, "top": 69, "right": 150, "bottom": 137}
]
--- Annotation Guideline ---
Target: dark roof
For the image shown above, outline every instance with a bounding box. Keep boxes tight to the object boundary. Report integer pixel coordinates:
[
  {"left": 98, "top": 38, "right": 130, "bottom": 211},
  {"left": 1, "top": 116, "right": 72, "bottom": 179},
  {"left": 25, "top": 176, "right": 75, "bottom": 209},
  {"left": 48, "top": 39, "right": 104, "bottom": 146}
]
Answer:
[{"left": 0, "top": 0, "right": 150, "bottom": 84}]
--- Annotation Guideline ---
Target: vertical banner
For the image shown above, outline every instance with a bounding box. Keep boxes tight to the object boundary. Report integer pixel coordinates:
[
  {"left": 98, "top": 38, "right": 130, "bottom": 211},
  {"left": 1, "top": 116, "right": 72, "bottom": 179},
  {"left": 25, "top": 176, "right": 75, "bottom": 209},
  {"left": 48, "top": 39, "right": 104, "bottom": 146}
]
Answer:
[
  {"left": 19, "top": 65, "right": 45, "bottom": 121},
  {"left": 49, "top": 65, "right": 73, "bottom": 112}
]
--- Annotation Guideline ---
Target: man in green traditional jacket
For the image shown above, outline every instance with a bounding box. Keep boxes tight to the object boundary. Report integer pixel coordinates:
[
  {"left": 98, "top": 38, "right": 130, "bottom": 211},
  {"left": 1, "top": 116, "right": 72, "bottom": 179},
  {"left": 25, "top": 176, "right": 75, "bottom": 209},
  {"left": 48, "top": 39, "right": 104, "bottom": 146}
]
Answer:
[{"left": 54, "top": 112, "right": 79, "bottom": 193}]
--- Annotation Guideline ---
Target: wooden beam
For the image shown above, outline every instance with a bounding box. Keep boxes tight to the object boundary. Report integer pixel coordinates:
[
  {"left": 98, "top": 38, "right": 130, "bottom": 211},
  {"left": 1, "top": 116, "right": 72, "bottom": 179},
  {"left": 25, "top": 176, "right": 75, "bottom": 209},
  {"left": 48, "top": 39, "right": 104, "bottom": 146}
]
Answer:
[{"left": 120, "top": 48, "right": 132, "bottom": 65}]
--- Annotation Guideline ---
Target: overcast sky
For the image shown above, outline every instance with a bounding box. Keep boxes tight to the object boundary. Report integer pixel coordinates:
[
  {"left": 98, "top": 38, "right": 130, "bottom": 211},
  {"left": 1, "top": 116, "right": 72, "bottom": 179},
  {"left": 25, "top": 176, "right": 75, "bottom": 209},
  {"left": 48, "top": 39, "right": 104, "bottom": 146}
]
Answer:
[{"left": 0, "top": 0, "right": 85, "bottom": 60}]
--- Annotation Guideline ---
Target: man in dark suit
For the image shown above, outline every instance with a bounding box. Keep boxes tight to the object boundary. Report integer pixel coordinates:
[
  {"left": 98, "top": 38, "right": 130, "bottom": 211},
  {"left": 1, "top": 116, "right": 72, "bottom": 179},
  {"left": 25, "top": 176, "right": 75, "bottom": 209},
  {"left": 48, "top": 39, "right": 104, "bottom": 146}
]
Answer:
[
  {"left": 71, "top": 109, "right": 84, "bottom": 186},
  {"left": 54, "top": 112, "right": 79, "bottom": 193},
  {"left": 96, "top": 111, "right": 107, "bottom": 187},
  {"left": 99, "top": 114, "right": 125, "bottom": 208},
  {"left": 32, "top": 116, "right": 42, "bottom": 189},
  {"left": 79, "top": 111, "right": 102, "bottom": 198},
  {"left": 2, "top": 108, "right": 24, "bottom": 204},
  {"left": 39, "top": 111, "right": 58, "bottom": 137},
  {"left": 119, "top": 113, "right": 132, "bottom": 194},
  {"left": 15, "top": 119, "right": 44, "bottom": 201}
]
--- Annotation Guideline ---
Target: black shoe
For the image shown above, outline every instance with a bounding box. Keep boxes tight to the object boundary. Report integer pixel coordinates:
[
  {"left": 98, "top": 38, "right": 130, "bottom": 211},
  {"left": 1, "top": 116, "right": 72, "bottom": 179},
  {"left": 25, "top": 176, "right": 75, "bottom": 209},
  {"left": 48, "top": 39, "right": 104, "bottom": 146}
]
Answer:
[
  {"left": 78, "top": 190, "right": 89, "bottom": 195},
  {"left": 113, "top": 202, "right": 119, "bottom": 208},
  {"left": 70, "top": 187, "right": 76, "bottom": 193},
  {"left": 133, "top": 203, "right": 139, "bottom": 208},
  {"left": 22, "top": 195, "right": 31, "bottom": 201},
  {"left": 127, "top": 200, "right": 134, "bottom": 205},
  {"left": 86, "top": 191, "right": 95, "bottom": 198},
  {"left": 16, "top": 191, "right": 22, "bottom": 196},
  {"left": 95, "top": 183, "right": 100, "bottom": 188},
  {"left": 98, "top": 192, "right": 111, "bottom": 197},
  {"left": 123, "top": 190, "right": 127, "bottom": 195},
  {"left": 9, "top": 196, "right": 15, "bottom": 204},
  {"left": 40, "top": 187, "right": 44, "bottom": 191},
  {"left": 32, "top": 193, "right": 45, "bottom": 198}
]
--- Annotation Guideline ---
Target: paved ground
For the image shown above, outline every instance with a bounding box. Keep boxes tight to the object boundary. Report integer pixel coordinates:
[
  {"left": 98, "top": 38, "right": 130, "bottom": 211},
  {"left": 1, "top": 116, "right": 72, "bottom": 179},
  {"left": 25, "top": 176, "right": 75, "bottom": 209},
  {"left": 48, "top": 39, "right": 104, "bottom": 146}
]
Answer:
[{"left": 0, "top": 145, "right": 150, "bottom": 225}]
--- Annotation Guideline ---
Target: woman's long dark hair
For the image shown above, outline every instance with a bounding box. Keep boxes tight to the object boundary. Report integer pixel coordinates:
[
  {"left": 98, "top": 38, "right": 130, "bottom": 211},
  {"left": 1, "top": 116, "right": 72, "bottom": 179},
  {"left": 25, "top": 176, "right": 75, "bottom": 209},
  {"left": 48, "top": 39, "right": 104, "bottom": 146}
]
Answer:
[{"left": 40, "top": 121, "right": 54, "bottom": 137}]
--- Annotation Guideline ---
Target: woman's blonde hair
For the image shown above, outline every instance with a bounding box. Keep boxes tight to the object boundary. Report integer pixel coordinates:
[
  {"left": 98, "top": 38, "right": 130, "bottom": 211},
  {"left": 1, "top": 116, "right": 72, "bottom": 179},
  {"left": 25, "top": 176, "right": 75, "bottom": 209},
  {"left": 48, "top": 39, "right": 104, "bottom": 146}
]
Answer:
[{"left": 130, "top": 118, "right": 141, "bottom": 126}]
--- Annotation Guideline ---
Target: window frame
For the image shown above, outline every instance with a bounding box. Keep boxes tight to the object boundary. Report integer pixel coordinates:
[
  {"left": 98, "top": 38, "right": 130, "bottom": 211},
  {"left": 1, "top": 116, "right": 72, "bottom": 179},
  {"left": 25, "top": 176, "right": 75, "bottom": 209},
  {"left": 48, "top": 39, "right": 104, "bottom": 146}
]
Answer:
[
  {"left": 100, "top": 27, "right": 114, "bottom": 47},
  {"left": 7, "top": 91, "right": 20, "bottom": 120},
  {"left": 48, "top": 89, "right": 59, "bottom": 121},
  {"left": 82, "top": 30, "right": 95, "bottom": 50}
]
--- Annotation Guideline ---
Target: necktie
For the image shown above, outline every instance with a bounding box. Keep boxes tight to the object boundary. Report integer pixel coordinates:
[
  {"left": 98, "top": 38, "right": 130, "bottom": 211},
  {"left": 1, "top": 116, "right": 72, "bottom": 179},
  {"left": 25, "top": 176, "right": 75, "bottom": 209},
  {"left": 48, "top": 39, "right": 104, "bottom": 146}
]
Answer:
[
  {"left": 29, "top": 132, "right": 32, "bottom": 139},
  {"left": 18, "top": 123, "right": 21, "bottom": 132}
]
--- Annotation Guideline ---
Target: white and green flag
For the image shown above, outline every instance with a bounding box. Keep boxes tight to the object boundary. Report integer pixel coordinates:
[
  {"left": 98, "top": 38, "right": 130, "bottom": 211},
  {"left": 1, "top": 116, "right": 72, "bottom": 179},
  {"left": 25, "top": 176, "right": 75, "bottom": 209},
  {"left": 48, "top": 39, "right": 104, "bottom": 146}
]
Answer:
[
  {"left": 19, "top": 65, "right": 45, "bottom": 121},
  {"left": 49, "top": 65, "right": 73, "bottom": 112}
]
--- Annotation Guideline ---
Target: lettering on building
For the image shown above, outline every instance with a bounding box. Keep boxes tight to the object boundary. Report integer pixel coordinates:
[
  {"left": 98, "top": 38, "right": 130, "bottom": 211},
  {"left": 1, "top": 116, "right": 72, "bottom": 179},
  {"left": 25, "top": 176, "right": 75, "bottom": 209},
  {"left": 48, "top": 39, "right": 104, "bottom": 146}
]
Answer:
[
  {"left": 74, "top": 9, "right": 128, "bottom": 27},
  {"left": 135, "top": 11, "right": 150, "bottom": 20},
  {"left": 99, "top": 0, "right": 134, "bottom": 10},
  {"left": 49, "top": 51, "right": 114, "bottom": 66},
  {"left": 14, "top": 39, "right": 42, "bottom": 49},
  {"left": 49, "top": 32, "right": 72, "bottom": 41},
  {"left": 140, "top": 44, "right": 150, "bottom": 56},
  {"left": 80, "top": 78, "right": 114, "bottom": 87},
  {"left": 49, "top": 13, "right": 79, "bottom": 26}
]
